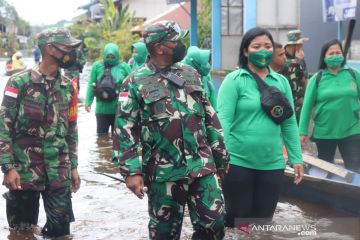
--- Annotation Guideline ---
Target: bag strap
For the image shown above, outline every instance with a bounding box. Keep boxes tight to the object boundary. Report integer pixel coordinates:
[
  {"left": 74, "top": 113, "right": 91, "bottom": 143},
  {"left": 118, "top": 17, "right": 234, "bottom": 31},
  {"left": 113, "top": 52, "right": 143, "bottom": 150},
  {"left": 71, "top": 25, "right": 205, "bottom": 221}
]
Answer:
[
  {"left": 348, "top": 67, "right": 356, "bottom": 80},
  {"left": 316, "top": 67, "right": 356, "bottom": 88},
  {"left": 246, "top": 68, "right": 269, "bottom": 93},
  {"left": 315, "top": 70, "right": 323, "bottom": 88}
]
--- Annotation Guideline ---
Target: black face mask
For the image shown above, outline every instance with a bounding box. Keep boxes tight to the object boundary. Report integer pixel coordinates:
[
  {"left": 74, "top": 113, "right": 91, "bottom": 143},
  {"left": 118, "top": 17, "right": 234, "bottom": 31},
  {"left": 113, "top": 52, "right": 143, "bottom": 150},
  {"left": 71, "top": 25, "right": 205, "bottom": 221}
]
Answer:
[
  {"left": 51, "top": 44, "right": 77, "bottom": 69},
  {"left": 162, "top": 41, "right": 186, "bottom": 64},
  {"left": 172, "top": 41, "right": 186, "bottom": 63}
]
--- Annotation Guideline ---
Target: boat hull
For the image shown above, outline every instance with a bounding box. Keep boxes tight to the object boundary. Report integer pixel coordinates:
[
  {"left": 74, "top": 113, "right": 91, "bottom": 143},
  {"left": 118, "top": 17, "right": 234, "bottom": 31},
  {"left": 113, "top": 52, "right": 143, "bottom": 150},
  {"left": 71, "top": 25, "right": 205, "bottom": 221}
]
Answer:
[{"left": 282, "top": 170, "right": 360, "bottom": 216}]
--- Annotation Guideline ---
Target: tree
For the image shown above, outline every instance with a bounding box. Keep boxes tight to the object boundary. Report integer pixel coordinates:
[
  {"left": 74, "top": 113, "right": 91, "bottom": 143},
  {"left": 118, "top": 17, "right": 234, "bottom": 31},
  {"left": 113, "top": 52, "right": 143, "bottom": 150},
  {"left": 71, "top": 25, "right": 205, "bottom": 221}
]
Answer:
[
  {"left": 0, "top": 0, "right": 31, "bottom": 55},
  {"left": 198, "top": 0, "right": 211, "bottom": 48},
  {"left": 70, "top": 0, "right": 137, "bottom": 62}
]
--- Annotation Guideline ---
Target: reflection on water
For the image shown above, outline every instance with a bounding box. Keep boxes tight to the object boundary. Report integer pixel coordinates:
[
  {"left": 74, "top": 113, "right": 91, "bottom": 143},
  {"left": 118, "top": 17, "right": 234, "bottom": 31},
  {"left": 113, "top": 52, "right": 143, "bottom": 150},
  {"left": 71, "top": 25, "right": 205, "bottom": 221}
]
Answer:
[{"left": 0, "top": 60, "right": 359, "bottom": 239}]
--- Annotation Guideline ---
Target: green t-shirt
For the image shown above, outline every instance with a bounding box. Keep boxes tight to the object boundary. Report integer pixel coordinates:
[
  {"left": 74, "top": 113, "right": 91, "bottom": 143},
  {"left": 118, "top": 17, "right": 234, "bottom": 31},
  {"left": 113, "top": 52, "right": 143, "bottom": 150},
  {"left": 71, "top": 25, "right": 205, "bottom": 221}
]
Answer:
[
  {"left": 299, "top": 66, "right": 360, "bottom": 139},
  {"left": 217, "top": 68, "right": 303, "bottom": 170}
]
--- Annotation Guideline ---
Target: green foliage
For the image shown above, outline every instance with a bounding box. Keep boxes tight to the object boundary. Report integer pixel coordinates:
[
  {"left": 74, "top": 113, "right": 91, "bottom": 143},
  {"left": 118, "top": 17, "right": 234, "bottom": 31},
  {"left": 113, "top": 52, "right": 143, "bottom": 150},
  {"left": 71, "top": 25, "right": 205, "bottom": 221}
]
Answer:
[
  {"left": 198, "top": 0, "right": 211, "bottom": 47},
  {"left": 70, "top": 1, "right": 137, "bottom": 63},
  {"left": 0, "top": 0, "right": 31, "bottom": 55}
]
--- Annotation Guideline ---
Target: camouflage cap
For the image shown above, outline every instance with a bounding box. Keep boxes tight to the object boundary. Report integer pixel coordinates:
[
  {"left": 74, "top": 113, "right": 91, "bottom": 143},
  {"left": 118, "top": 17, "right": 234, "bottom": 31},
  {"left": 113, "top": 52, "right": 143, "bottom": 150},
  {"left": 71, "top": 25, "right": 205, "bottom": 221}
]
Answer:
[
  {"left": 285, "top": 29, "right": 309, "bottom": 45},
  {"left": 143, "top": 20, "right": 189, "bottom": 44},
  {"left": 37, "top": 27, "right": 81, "bottom": 47}
]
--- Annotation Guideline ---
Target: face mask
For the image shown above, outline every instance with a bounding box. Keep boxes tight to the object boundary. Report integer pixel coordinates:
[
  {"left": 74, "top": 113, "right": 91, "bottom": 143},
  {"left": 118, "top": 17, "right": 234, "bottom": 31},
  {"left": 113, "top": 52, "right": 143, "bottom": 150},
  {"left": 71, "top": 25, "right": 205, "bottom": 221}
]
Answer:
[
  {"left": 191, "top": 59, "right": 211, "bottom": 76},
  {"left": 133, "top": 54, "right": 143, "bottom": 63},
  {"left": 51, "top": 45, "right": 77, "bottom": 69},
  {"left": 104, "top": 55, "right": 118, "bottom": 67},
  {"left": 248, "top": 49, "right": 273, "bottom": 68},
  {"left": 171, "top": 41, "right": 186, "bottom": 63},
  {"left": 324, "top": 55, "right": 344, "bottom": 69}
]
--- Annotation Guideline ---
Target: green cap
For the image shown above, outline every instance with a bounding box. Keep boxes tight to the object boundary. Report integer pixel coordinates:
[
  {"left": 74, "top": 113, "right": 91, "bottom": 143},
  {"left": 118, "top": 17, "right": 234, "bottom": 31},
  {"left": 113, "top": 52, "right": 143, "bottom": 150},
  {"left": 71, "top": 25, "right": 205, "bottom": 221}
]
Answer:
[
  {"left": 143, "top": 20, "right": 189, "bottom": 44},
  {"left": 285, "top": 29, "right": 309, "bottom": 45},
  {"left": 37, "top": 27, "right": 81, "bottom": 47}
]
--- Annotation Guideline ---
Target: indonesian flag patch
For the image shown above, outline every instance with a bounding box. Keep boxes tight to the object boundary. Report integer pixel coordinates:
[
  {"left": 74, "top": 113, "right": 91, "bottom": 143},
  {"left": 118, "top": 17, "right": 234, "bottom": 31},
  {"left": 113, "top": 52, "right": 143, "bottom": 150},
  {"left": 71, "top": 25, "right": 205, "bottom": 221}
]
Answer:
[
  {"left": 118, "top": 92, "right": 129, "bottom": 102},
  {"left": 4, "top": 87, "right": 19, "bottom": 98}
]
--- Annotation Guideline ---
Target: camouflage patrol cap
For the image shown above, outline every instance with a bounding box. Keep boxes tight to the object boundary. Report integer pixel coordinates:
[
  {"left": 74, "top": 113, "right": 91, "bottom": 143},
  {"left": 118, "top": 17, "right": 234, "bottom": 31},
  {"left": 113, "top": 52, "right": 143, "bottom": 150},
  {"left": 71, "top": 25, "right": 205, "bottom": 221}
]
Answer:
[
  {"left": 143, "top": 20, "right": 189, "bottom": 44},
  {"left": 37, "top": 27, "right": 81, "bottom": 47},
  {"left": 285, "top": 29, "right": 309, "bottom": 45}
]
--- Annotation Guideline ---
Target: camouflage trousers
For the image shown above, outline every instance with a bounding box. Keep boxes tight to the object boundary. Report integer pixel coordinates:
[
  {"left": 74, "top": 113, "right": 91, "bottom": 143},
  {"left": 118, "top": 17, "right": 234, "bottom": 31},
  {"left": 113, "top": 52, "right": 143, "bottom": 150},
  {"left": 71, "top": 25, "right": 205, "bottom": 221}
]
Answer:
[
  {"left": 147, "top": 173, "right": 225, "bottom": 240},
  {"left": 3, "top": 186, "right": 74, "bottom": 238}
]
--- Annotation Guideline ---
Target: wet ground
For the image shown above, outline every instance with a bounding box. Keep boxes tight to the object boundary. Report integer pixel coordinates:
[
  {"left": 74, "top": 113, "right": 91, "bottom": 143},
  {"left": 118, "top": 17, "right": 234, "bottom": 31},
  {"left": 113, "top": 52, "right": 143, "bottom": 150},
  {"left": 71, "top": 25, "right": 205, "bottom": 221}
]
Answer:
[{"left": 0, "top": 58, "right": 359, "bottom": 239}]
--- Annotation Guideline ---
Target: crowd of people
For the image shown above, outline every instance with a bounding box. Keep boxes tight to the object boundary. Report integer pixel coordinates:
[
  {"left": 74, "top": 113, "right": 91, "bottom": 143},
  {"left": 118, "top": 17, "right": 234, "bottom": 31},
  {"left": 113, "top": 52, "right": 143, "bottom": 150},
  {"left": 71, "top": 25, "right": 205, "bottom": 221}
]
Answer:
[{"left": 0, "top": 19, "right": 359, "bottom": 239}]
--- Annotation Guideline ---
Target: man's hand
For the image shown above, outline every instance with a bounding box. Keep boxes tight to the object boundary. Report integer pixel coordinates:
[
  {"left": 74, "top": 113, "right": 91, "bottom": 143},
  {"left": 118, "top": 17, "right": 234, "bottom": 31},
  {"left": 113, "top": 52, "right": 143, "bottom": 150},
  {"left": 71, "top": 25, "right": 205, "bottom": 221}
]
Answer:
[
  {"left": 126, "top": 175, "right": 145, "bottom": 199},
  {"left": 217, "top": 164, "right": 230, "bottom": 181},
  {"left": 300, "top": 135, "right": 307, "bottom": 149},
  {"left": 295, "top": 49, "right": 305, "bottom": 60},
  {"left": 71, "top": 168, "right": 81, "bottom": 193},
  {"left": 293, "top": 164, "right": 304, "bottom": 185},
  {"left": 3, "top": 169, "right": 21, "bottom": 190},
  {"left": 85, "top": 105, "right": 91, "bottom": 112}
]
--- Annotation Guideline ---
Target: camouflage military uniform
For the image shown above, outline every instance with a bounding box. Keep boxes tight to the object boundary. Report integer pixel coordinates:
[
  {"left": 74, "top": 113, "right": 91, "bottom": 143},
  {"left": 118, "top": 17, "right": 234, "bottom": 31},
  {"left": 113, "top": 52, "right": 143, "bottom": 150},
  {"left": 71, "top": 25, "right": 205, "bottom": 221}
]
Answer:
[
  {"left": 64, "top": 47, "right": 86, "bottom": 92},
  {"left": 113, "top": 60, "right": 228, "bottom": 239},
  {"left": 113, "top": 21, "right": 228, "bottom": 239},
  {"left": 0, "top": 28, "right": 80, "bottom": 237},
  {"left": 281, "top": 54, "right": 308, "bottom": 121},
  {"left": 281, "top": 29, "right": 309, "bottom": 122}
]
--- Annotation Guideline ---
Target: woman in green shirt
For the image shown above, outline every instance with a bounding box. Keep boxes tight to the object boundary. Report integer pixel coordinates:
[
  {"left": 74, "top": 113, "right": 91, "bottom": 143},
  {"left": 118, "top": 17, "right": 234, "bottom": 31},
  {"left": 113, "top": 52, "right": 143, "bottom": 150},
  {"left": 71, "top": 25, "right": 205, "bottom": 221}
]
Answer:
[
  {"left": 182, "top": 46, "right": 217, "bottom": 109},
  {"left": 85, "top": 43, "right": 131, "bottom": 134},
  {"left": 299, "top": 39, "right": 360, "bottom": 171},
  {"left": 217, "top": 27, "right": 304, "bottom": 227}
]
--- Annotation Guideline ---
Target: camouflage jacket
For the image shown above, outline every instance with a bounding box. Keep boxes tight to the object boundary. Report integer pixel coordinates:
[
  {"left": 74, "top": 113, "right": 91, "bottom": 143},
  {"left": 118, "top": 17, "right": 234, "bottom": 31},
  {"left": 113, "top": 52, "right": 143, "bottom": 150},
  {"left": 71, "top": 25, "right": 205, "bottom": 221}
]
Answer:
[
  {"left": 280, "top": 54, "right": 308, "bottom": 102},
  {"left": 0, "top": 66, "right": 78, "bottom": 190},
  {"left": 112, "top": 62, "right": 229, "bottom": 182}
]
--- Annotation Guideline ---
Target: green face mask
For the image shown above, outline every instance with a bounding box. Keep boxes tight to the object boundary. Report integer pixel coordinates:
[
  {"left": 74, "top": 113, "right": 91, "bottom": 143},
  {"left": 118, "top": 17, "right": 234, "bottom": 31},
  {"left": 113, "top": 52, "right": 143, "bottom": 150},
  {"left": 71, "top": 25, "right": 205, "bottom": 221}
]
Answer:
[
  {"left": 104, "top": 56, "right": 118, "bottom": 66},
  {"left": 324, "top": 55, "right": 344, "bottom": 69},
  {"left": 248, "top": 49, "right": 274, "bottom": 68},
  {"left": 133, "top": 54, "right": 143, "bottom": 63}
]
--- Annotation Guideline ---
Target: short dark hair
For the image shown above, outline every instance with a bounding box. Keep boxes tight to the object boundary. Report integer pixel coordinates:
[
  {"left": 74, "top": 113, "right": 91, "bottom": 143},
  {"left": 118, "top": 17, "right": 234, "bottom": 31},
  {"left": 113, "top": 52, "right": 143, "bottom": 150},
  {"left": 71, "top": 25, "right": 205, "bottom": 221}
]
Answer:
[
  {"left": 318, "top": 39, "right": 345, "bottom": 70},
  {"left": 238, "top": 27, "right": 274, "bottom": 68},
  {"left": 274, "top": 42, "right": 283, "bottom": 49}
]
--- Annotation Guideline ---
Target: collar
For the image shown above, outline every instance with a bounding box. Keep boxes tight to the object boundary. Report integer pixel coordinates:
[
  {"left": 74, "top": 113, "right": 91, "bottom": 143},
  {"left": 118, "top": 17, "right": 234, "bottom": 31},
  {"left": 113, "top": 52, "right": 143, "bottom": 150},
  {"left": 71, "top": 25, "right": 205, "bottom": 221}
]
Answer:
[
  {"left": 238, "top": 67, "right": 280, "bottom": 81},
  {"left": 146, "top": 61, "right": 182, "bottom": 74},
  {"left": 30, "top": 65, "right": 69, "bottom": 86},
  {"left": 323, "top": 65, "right": 349, "bottom": 75}
]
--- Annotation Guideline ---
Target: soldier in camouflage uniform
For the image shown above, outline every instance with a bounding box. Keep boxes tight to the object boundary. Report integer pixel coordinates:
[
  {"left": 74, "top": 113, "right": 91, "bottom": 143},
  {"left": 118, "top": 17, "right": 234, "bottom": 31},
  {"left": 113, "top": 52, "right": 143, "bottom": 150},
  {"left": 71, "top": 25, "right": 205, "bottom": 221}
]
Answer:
[
  {"left": 112, "top": 20, "right": 229, "bottom": 240},
  {"left": 64, "top": 44, "right": 86, "bottom": 93},
  {"left": 280, "top": 29, "right": 309, "bottom": 122},
  {"left": 0, "top": 28, "right": 81, "bottom": 238}
]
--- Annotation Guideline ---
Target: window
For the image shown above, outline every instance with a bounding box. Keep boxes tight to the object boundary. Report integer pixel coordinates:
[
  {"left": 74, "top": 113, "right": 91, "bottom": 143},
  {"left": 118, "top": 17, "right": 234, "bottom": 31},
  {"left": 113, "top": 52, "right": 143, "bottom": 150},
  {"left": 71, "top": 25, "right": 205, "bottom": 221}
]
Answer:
[{"left": 222, "top": 0, "right": 243, "bottom": 36}]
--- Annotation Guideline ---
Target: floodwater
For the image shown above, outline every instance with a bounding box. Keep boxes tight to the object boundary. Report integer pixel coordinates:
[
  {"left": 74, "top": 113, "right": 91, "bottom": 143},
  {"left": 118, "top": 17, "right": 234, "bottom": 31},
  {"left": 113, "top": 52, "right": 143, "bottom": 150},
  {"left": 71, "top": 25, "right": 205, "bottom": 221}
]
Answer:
[{"left": 0, "top": 58, "right": 358, "bottom": 240}]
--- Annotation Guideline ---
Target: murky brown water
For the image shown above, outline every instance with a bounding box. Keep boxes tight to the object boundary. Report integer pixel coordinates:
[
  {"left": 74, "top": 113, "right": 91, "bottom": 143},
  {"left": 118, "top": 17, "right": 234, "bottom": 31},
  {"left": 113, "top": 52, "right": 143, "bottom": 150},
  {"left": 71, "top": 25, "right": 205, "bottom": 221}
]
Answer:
[{"left": 0, "top": 59, "right": 359, "bottom": 239}]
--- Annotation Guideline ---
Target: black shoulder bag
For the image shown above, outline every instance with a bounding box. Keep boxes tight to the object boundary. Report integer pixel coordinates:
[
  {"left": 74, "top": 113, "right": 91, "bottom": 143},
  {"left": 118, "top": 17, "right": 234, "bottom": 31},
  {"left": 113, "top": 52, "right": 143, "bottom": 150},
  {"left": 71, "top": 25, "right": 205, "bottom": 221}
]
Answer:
[
  {"left": 95, "top": 62, "right": 118, "bottom": 101},
  {"left": 247, "top": 69, "right": 294, "bottom": 124}
]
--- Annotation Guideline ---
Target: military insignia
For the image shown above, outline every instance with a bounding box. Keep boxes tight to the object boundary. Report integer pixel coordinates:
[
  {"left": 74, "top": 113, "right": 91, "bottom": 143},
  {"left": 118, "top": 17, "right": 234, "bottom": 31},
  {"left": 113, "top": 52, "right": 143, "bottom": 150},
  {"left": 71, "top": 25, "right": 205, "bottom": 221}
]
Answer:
[
  {"left": 350, "top": 81, "right": 357, "bottom": 90},
  {"left": 119, "top": 92, "right": 129, "bottom": 102},
  {"left": 4, "top": 87, "right": 19, "bottom": 98}
]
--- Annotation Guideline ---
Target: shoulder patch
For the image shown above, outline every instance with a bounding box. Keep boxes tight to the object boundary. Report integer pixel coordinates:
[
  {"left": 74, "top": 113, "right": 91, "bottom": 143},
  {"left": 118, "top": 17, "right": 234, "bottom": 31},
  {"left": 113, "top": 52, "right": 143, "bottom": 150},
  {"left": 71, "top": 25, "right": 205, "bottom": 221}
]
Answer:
[
  {"left": 4, "top": 86, "right": 19, "bottom": 98},
  {"left": 118, "top": 91, "right": 129, "bottom": 102}
]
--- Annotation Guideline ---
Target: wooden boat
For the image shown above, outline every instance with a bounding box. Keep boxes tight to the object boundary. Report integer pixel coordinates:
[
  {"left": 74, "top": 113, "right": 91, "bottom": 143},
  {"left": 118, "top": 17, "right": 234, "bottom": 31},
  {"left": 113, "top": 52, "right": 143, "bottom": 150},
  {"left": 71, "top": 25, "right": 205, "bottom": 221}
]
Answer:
[
  {"left": 282, "top": 154, "right": 360, "bottom": 216},
  {"left": 5, "top": 68, "right": 25, "bottom": 76}
]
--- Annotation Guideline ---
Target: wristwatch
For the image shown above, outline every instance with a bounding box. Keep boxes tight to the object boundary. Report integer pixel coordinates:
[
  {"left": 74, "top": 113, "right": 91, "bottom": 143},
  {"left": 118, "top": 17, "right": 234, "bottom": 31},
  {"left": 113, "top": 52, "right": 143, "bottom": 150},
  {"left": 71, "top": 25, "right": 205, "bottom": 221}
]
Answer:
[{"left": 1, "top": 164, "right": 15, "bottom": 174}]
